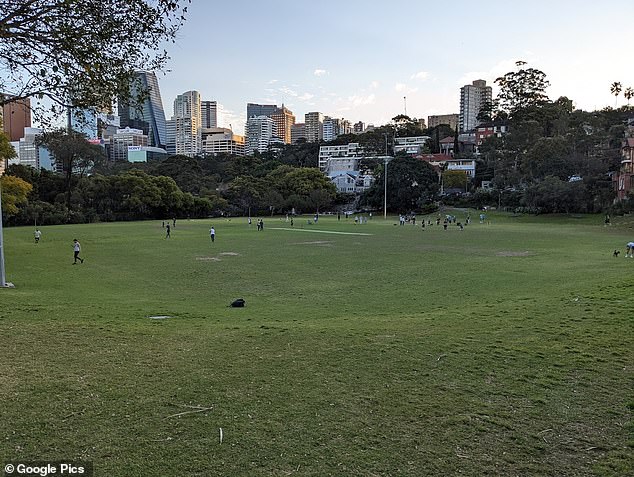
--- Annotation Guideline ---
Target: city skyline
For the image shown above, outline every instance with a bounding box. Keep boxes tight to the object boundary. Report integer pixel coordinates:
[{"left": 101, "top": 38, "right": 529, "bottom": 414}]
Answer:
[{"left": 154, "top": 0, "right": 633, "bottom": 135}]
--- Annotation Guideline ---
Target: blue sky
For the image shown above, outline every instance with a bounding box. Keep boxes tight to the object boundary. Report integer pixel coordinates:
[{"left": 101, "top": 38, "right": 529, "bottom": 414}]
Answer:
[{"left": 157, "top": 0, "right": 634, "bottom": 134}]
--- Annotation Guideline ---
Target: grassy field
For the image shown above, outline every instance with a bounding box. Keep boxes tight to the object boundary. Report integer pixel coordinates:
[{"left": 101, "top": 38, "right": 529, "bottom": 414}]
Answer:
[{"left": 0, "top": 210, "right": 632, "bottom": 476}]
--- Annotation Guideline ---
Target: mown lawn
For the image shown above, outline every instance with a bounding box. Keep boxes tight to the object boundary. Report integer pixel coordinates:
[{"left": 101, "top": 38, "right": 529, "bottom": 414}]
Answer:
[{"left": 0, "top": 210, "right": 632, "bottom": 476}]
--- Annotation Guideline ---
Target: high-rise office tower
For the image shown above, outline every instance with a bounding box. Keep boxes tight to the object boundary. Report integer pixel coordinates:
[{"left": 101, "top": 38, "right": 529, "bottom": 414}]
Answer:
[
  {"left": 1, "top": 96, "right": 31, "bottom": 141},
  {"left": 353, "top": 121, "right": 365, "bottom": 134},
  {"left": 246, "top": 103, "right": 279, "bottom": 120},
  {"left": 118, "top": 71, "right": 167, "bottom": 149},
  {"left": 171, "top": 90, "right": 202, "bottom": 157},
  {"left": 201, "top": 100, "right": 224, "bottom": 129},
  {"left": 459, "top": 80, "right": 492, "bottom": 132},
  {"left": 291, "top": 123, "right": 306, "bottom": 144},
  {"left": 246, "top": 103, "right": 294, "bottom": 145},
  {"left": 16, "top": 127, "right": 53, "bottom": 171},
  {"left": 305, "top": 112, "right": 324, "bottom": 143},
  {"left": 269, "top": 105, "right": 295, "bottom": 144}
]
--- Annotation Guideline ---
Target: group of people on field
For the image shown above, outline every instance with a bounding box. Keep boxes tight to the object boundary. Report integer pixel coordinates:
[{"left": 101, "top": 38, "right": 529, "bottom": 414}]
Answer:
[{"left": 30, "top": 213, "right": 634, "bottom": 265}]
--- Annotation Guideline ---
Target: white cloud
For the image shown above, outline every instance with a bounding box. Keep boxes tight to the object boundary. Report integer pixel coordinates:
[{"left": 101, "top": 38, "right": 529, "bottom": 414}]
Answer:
[
  {"left": 222, "top": 109, "right": 246, "bottom": 135},
  {"left": 298, "top": 93, "right": 314, "bottom": 101},
  {"left": 314, "top": 69, "right": 328, "bottom": 77},
  {"left": 395, "top": 83, "right": 418, "bottom": 94},
  {"left": 369, "top": 80, "right": 380, "bottom": 89},
  {"left": 410, "top": 71, "right": 429, "bottom": 81},
  {"left": 279, "top": 86, "right": 298, "bottom": 97},
  {"left": 347, "top": 93, "right": 376, "bottom": 107},
  {"left": 457, "top": 57, "right": 536, "bottom": 90}
]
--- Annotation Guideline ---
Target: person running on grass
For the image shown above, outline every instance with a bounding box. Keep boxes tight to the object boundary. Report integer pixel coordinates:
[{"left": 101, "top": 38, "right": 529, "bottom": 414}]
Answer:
[
  {"left": 165, "top": 223, "right": 171, "bottom": 239},
  {"left": 210, "top": 226, "right": 216, "bottom": 243},
  {"left": 72, "top": 239, "right": 84, "bottom": 264},
  {"left": 34, "top": 228, "right": 42, "bottom": 243}
]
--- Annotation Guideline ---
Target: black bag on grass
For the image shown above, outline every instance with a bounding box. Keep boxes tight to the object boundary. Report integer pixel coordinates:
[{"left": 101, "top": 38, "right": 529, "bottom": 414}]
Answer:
[{"left": 230, "top": 298, "right": 245, "bottom": 308}]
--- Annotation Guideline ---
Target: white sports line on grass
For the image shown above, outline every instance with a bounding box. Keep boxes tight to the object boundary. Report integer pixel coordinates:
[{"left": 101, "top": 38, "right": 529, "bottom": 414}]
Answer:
[{"left": 271, "top": 227, "right": 373, "bottom": 236}]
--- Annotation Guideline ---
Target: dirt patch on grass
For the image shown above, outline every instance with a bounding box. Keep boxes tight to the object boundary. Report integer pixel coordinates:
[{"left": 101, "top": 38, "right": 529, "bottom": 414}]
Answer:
[
  {"left": 496, "top": 251, "right": 535, "bottom": 257},
  {"left": 219, "top": 252, "right": 240, "bottom": 256}
]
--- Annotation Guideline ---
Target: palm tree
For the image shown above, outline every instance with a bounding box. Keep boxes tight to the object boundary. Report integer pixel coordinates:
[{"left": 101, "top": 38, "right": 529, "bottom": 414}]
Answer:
[
  {"left": 610, "top": 81, "right": 622, "bottom": 107},
  {"left": 624, "top": 87, "right": 634, "bottom": 106}
]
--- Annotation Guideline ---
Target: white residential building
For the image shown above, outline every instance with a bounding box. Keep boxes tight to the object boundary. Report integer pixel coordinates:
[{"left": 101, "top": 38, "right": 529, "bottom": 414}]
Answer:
[
  {"left": 12, "top": 127, "right": 53, "bottom": 170},
  {"left": 459, "top": 79, "right": 492, "bottom": 132},
  {"left": 245, "top": 116, "right": 277, "bottom": 155},
  {"left": 324, "top": 155, "right": 387, "bottom": 194},
  {"left": 171, "top": 90, "right": 202, "bottom": 156},
  {"left": 393, "top": 136, "right": 431, "bottom": 155},
  {"left": 305, "top": 111, "right": 324, "bottom": 143},
  {"left": 318, "top": 143, "right": 364, "bottom": 171},
  {"left": 446, "top": 158, "right": 476, "bottom": 178}
]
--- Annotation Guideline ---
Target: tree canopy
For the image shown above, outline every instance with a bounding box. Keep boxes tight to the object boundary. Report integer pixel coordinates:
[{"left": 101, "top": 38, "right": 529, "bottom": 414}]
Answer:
[
  {"left": 0, "top": 0, "right": 190, "bottom": 122},
  {"left": 1, "top": 175, "right": 32, "bottom": 217},
  {"left": 495, "top": 61, "right": 550, "bottom": 116}
]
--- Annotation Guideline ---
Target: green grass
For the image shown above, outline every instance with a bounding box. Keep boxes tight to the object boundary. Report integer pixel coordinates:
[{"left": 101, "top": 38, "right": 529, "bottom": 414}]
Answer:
[{"left": 1, "top": 210, "right": 632, "bottom": 476}]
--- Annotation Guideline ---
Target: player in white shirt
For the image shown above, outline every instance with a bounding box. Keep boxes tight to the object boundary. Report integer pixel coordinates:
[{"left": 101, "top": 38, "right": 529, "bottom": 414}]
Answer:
[{"left": 73, "top": 239, "right": 84, "bottom": 264}]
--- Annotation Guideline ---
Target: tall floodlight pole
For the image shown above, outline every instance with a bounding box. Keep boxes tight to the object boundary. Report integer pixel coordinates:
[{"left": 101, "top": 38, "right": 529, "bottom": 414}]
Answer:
[
  {"left": 0, "top": 183, "right": 5, "bottom": 286},
  {"left": 383, "top": 133, "right": 389, "bottom": 220},
  {"left": 0, "top": 179, "right": 12, "bottom": 288},
  {"left": 384, "top": 156, "right": 388, "bottom": 220}
]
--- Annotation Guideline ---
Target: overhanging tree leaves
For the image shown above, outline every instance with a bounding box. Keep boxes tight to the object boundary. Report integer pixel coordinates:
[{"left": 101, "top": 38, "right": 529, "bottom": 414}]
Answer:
[{"left": 0, "top": 0, "right": 190, "bottom": 122}]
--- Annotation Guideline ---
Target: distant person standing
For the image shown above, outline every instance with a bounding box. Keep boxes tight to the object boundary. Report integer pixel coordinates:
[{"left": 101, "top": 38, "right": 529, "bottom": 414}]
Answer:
[
  {"left": 337, "top": 211, "right": 341, "bottom": 221},
  {"left": 626, "top": 242, "right": 634, "bottom": 257},
  {"left": 605, "top": 214, "right": 611, "bottom": 226},
  {"left": 172, "top": 217, "right": 176, "bottom": 227},
  {"left": 34, "top": 228, "right": 42, "bottom": 243},
  {"left": 210, "top": 226, "right": 216, "bottom": 243},
  {"left": 72, "top": 239, "right": 84, "bottom": 264},
  {"left": 165, "top": 223, "right": 171, "bottom": 239}
]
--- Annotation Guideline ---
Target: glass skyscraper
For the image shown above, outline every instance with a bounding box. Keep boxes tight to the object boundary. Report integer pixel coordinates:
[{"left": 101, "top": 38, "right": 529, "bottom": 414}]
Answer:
[{"left": 119, "top": 71, "right": 167, "bottom": 149}]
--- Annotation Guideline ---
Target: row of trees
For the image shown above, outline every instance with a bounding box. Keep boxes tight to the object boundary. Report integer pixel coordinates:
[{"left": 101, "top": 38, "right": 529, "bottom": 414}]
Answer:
[{"left": 2, "top": 159, "right": 339, "bottom": 226}]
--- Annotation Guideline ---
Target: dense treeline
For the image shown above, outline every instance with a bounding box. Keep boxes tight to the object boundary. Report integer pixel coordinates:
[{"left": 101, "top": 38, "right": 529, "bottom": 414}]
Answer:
[
  {"left": 2, "top": 145, "right": 339, "bottom": 225},
  {"left": 2, "top": 63, "right": 634, "bottom": 224}
]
